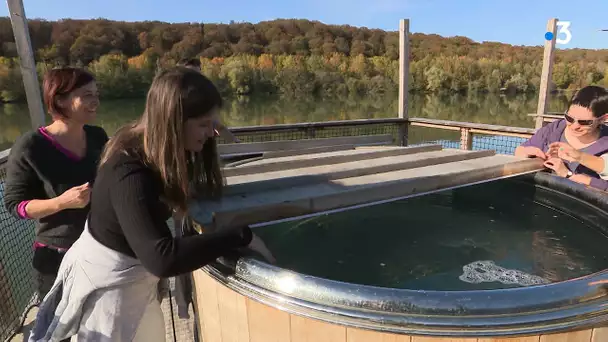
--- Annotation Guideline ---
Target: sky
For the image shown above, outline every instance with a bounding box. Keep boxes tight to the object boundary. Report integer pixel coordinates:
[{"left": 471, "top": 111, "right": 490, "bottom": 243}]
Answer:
[{"left": 2, "top": 0, "right": 607, "bottom": 50}]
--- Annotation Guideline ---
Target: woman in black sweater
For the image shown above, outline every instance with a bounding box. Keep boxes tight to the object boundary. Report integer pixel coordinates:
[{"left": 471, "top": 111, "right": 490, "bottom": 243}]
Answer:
[
  {"left": 4, "top": 67, "right": 108, "bottom": 299},
  {"left": 29, "top": 68, "right": 272, "bottom": 342}
]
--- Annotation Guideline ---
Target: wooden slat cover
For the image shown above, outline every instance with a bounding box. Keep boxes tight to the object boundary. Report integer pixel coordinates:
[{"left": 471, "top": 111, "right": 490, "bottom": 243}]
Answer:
[
  {"left": 262, "top": 144, "right": 357, "bottom": 159},
  {"left": 224, "top": 149, "right": 496, "bottom": 195},
  {"left": 223, "top": 144, "right": 442, "bottom": 177},
  {"left": 190, "top": 146, "right": 544, "bottom": 228},
  {"left": 192, "top": 269, "right": 602, "bottom": 342}
]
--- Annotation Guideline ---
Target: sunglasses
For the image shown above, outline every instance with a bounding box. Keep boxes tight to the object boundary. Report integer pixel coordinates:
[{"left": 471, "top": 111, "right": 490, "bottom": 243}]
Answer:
[{"left": 564, "top": 113, "right": 596, "bottom": 126}]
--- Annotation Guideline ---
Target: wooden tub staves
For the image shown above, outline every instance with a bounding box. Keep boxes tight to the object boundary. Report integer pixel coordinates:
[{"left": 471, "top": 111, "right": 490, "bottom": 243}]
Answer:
[
  {"left": 192, "top": 269, "right": 608, "bottom": 342},
  {"left": 188, "top": 140, "right": 608, "bottom": 341}
]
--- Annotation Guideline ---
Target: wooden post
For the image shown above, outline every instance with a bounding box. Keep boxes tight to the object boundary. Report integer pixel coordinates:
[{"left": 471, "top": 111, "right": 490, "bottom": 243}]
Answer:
[
  {"left": 6, "top": 0, "right": 46, "bottom": 129},
  {"left": 535, "top": 18, "right": 558, "bottom": 130},
  {"left": 398, "top": 19, "right": 410, "bottom": 146},
  {"left": 460, "top": 128, "right": 473, "bottom": 150}
]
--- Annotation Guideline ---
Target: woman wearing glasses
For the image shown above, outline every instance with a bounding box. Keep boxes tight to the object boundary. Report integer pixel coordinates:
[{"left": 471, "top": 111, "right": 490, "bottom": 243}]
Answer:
[{"left": 515, "top": 85, "right": 608, "bottom": 190}]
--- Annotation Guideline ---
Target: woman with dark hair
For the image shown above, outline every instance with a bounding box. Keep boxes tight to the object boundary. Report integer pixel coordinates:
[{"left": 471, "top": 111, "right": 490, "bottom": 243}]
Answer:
[
  {"left": 29, "top": 68, "right": 273, "bottom": 342},
  {"left": 177, "top": 57, "right": 241, "bottom": 143},
  {"left": 3, "top": 67, "right": 108, "bottom": 300},
  {"left": 515, "top": 85, "right": 608, "bottom": 190}
]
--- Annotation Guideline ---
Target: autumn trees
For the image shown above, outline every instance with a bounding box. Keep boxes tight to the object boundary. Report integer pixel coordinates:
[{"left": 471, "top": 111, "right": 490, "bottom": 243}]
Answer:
[{"left": 0, "top": 17, "right": 606, "bottom": 102}]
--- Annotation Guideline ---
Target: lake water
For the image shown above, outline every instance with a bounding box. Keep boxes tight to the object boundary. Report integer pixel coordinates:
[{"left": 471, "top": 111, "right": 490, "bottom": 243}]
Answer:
[{"left": 0, "top": 92, "right": 570, "bottom": 151}]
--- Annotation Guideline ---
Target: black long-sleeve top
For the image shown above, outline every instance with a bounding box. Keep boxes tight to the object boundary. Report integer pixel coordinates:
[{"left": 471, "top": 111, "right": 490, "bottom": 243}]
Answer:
[
  {"left": 3, "top": 125, "right": 109, "bottom": 248},
  {"left": 87, "top": 150, "right": 253, "bottom": 278}
]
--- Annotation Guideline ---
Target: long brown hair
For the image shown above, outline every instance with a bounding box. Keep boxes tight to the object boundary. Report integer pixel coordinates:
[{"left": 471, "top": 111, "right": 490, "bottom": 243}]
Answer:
[{"left": 99, "top": 67, "right": 224, "bottom": 210}]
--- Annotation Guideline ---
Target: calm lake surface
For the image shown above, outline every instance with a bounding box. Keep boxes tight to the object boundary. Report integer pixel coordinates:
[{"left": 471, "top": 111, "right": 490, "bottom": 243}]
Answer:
[{"left": 0, "top": 93, "right": 570, "bottom": 151}]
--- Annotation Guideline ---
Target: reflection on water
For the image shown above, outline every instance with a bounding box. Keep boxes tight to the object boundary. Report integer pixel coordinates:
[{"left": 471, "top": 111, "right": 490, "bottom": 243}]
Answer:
[
  {"left": 253, "top": 178, "right": 608, "bottom": 291},
  {"left": 0, "top": 92, "right": 570, "bottom": 151}
]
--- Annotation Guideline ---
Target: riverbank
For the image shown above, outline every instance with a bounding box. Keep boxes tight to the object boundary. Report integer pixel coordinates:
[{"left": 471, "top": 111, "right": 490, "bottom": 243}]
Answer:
[{"left": 0, "top": 52, "right": 593, "bottom": 104}]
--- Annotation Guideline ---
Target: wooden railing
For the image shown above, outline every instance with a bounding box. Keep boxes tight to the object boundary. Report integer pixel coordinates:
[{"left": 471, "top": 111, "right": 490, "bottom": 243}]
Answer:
[
  {"left": 0, "top": 117, "right": 537, "bottom": 168},
  {"left": 528, "top": 112, "right": 564, "bottom": 124}
]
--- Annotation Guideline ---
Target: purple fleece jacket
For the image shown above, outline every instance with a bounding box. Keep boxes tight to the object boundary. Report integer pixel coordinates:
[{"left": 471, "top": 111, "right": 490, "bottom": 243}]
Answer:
[{"left": 521, "top": 119, "right": 608, "bottom": 191}]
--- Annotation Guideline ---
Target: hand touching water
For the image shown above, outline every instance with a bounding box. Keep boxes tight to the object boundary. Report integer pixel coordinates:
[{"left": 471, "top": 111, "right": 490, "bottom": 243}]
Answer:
[{"left": 247, "top": 234, "right": 276, "bottom": 264}]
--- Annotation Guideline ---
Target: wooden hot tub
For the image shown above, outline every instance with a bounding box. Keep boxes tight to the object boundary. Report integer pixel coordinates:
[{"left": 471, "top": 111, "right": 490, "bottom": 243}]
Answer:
[
  {"left": 188, "top": 142, "right": 608, "bottom": 341},
  {"left": 191, "top": 258, "right": 608, "bottom": 342}
]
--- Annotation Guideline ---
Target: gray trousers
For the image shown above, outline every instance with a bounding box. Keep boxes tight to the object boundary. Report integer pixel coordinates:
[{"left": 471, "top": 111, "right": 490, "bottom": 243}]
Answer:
[{"left": 33, "top": 270, "right": 56, "bottom": 301}]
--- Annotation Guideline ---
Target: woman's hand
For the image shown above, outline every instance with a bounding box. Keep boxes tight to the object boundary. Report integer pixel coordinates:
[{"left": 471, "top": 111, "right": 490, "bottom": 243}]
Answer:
[
  {"left": 517, "top": 146, "right": 547, "bottom": 160},
  {"left": 543, "top": 158, "right": 570, "bottom": 177},
  {"left": 247, "top": 234, "right": 276, "bottom": 264},
  {"left": 56, "top": 183, "right": 91, "bottom": 210},
  {"left": 547, "top": 142, "right": 582, "bottom": 162},
  {"left": 569, "top": 174, "right": 592, "bottom": 185}
]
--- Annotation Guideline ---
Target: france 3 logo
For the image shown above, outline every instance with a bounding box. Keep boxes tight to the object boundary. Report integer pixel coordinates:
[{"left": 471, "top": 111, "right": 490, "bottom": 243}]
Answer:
[{"left": 545, "top": 21, "right": 572, "bottom": 45}]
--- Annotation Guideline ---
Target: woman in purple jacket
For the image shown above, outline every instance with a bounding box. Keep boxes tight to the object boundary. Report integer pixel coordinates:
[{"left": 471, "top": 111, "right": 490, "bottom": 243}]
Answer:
[{"left": 515, "top": 85, "right": 608, "bottom": 191}]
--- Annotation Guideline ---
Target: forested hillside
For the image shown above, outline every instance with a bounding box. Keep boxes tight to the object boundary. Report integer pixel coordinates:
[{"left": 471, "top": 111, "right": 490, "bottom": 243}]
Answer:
[{"left": 0, "top": 18, "right": 605, "bottom": 101}]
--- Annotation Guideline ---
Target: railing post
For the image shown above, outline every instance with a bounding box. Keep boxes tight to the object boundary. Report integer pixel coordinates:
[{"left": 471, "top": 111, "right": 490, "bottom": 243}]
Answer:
[
  {"left": 460, "top": 128, "right": 473, "bottom": 150},
  {"left": 6, "top": 0, "right": 46, "bottom": 129},
  {"left": 536, "top": 18, "right": 558, "bottom": 130},
  {"left": 306, "top": 127, "right": 316, "bottom": 139},
  {"left": 398, "top": 19, "right": 410, "bottom": 146}
]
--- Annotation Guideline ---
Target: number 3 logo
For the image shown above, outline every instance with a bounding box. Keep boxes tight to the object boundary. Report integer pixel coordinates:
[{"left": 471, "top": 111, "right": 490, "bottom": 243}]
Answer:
[{"left": 556, "top": 21, "right": 572, "bottom": 45}]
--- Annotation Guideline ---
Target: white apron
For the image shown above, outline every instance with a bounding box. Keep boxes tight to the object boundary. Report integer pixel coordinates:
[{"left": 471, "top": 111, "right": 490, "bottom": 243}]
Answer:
[{"left": 29, "top": 221, "right": 166, "bottom": 342}]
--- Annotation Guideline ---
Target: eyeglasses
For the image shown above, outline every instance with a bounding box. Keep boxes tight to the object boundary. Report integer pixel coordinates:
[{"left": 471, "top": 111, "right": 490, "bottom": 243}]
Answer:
[{"left": 564, "top": 113, "right": 596, "bottom": 126}]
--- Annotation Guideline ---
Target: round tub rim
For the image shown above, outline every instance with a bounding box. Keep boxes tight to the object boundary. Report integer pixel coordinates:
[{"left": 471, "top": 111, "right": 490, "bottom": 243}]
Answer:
[{"left": 201, "top": 172, "right": 608, "bottom": 336}]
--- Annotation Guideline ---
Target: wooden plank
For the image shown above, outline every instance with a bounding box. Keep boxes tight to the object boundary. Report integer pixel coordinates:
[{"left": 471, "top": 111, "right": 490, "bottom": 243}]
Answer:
[
  {"left": 398, "top": 18, "right": 411, "bottom": 146},
  {"left": 290, "top": 314, "right": 347, "bottom": 342},
  {"left": 536, "top": 18, "right": 558, "bottom": 130},
  {"left": 192, "top": 269, "right": 223, "bottom": 342},
  {"left": 460, "top": 128, "right": 473, "bottom": 150},
  {"left": 223, "top": 145, "right": 443, "bottom": 177},
  {"left": 591, "top": 326, "right": 608, "bottom": 341},
  {"left": 263, "top": 144, "right": 357, "bottom": 159},
  {"left": 409, "top": 122, "right": 462, "bottom": 131},
  {"left": 7, "top": 0, "right": 46, "bottom": 129},
  {"left": 411, "top": 337, "right": 476, "bottom": 342},
  {"left": 527, "top": 113, "right": 563, "bottom": 119},
  {"left": 191, "top": 156, "right": 544, "bottom": 229},
  {"left": 224, "top": 156, "right": 265, "bottom": 168},
  {"left": 398, "top": 18, "right": 410, "bottom": 120},
  {"left": 408, "top": 118, "right": 535, "bottom": 135},
  {"left": 216, "top": 283, "right": 250, "bottom": 342},
  {"left": 246, "top": 298, "right": 291, "bottom": 342},
  {"left": 249, "top": 146, "right": 411, "bottom": 166},
  {"left": 539, "top": 329, "right": 593, "bottom": 341},
  {"left": 224, "top": 150, "right": 496, "bottom": 196},
  {"left": 469, "top": 128, "right": 532, "bottom": 139},
  {"left": 478, "top": 336, "right": 539, "bottom": 342},
  {"left": 218, "top": 134, "right": 394, "bottom": 156},
  {"left": 248, "top": 141, "right": 393, "bottom": 161},
  {"left": 346, "top": 327, "right": 411, "bottom": 342}
]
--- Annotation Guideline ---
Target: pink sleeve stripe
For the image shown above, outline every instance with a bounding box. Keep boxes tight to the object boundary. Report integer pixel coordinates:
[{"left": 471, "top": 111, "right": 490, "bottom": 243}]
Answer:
[{"left": 17, "top": 201, "right": 31, "bottom": 219}]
